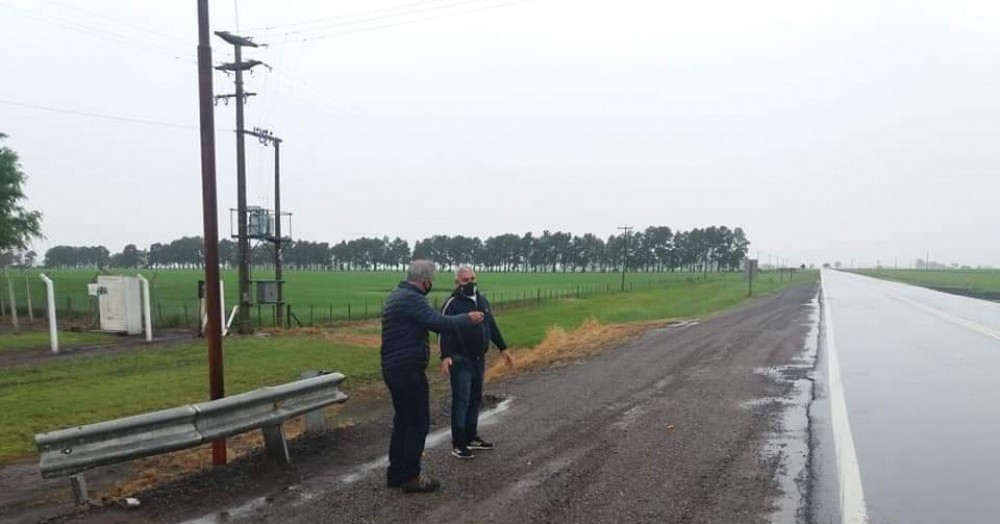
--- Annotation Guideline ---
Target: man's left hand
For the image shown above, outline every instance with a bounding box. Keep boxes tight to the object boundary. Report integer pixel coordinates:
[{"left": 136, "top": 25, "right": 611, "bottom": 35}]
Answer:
[{"left": 500, "top": 349, "right": 514, "bottom": 367}]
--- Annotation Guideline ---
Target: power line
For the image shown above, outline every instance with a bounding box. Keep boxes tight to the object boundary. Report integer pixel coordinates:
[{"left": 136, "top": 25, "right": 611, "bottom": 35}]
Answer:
[
  {"left": 41, "top": 0, "right": 187, "bottom": 45},
  {"left": 262, "top": 0, "right": 536, "bottom": 44},
  {"left": 0, "top": 99, "right": 201, "bottom": 129},
  {"left": 0, "top": 1, "right": 194, "bottom": 62},
  {"left": 248, "top": 0, "right": 470, "bottom": 32}
]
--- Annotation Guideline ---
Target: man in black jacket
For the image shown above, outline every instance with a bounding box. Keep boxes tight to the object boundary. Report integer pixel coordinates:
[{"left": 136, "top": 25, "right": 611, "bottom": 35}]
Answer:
[
  {"left": 381, "top": 260, "right": 484, "bottom": 493},
  {"left": 439, "top": 265, "right": 514, "bottom": 460}
]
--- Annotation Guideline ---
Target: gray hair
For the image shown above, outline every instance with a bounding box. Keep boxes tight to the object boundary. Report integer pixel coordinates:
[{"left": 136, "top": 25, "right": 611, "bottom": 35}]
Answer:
[
  {"left": 407, "top": 259, "right": 436, "bottom": 282},
  {"left": 454, "top": 264, "right": 475, "bottom": 279}
]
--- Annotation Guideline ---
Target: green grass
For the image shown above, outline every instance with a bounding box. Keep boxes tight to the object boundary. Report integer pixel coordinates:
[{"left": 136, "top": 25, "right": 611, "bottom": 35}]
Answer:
[
  {"left": 0, "top": 331, "right": 116, "bottom": 352},
  {"left": 0, "top": 270, "right": 817, "bottom": 459},
  {"left": 0, "top": 337, "right": 382, "bottom": 459},
  {"left": 2, "top": 269, "right": 723, "bottom": 327},
  {"left": 493, "top": 271, "right": 811, "bottom": 346},
  {"left": 861, "top": 268, "right": 1000, "bottom": 293}
]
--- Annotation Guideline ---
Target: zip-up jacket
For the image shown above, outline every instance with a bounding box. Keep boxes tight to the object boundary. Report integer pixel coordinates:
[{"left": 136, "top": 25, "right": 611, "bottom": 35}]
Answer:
[
  {"left": 381, "top": 282, "right": 473, "bottom": 372},
  {"left": 439, "top": 289, "right": 507, "bottom": 360}
]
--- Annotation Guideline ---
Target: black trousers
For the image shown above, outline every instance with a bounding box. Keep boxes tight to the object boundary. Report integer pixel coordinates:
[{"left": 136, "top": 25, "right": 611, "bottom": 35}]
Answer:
[{"left": 383, "top": 367, "right": 430, "bottom": 484}]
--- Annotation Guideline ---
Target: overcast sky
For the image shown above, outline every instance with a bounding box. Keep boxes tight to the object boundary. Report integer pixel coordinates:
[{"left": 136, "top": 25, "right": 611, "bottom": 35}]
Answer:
[{"left": 2, "top": 0, "right": 999, "bottom": 268}]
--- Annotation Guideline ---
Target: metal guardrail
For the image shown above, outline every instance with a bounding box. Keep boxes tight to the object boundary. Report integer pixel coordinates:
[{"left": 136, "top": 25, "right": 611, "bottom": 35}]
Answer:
[{"left": 34, "top": 372, "right": 348, "bottom": 503}]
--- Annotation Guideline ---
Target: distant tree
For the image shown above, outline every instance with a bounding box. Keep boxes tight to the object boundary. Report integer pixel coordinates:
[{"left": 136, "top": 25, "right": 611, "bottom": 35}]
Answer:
[
  {"left": 0, "top": 133, "right": 43, "bottom": 262},
  {"left": 121, "top": 244, "right": 143, "bottom": 269},
  {"left": 217, "top": 239, "right": 238, "bottom": 268}
]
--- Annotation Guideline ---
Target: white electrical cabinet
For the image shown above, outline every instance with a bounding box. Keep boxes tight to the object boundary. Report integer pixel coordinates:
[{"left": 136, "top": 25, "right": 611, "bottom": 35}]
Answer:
[{"left": 96, "top": 275, "right": 143, "bottom": 335}]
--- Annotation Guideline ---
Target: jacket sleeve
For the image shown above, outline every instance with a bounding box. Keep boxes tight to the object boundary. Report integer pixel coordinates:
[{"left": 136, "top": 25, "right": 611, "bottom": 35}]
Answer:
[
  {"left": 485, "top": 297, "right": 508, "bottom": 351},
  {"left": 439, "top": 297, "right": 458, "bottom": 359},
  {"left": 409, "top": 294, "right": 470, "bottom": 335}
]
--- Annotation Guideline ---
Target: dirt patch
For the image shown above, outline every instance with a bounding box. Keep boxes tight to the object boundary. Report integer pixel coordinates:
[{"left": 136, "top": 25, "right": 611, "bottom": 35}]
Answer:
[
  {"left": 0, "top": 330, "right": 194, "bottom": 369},
  {"left": 485, "top": 318, "right": 672, "bottom": 381},
  {"left": 257, "top": 325, "right": 382, "bottom": 348}
]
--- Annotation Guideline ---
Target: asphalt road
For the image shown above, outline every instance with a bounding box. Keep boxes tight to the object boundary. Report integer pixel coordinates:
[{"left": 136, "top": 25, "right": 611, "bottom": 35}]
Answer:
[{"left": 814, "top": 270, "right": 1000, "bottom": 524}]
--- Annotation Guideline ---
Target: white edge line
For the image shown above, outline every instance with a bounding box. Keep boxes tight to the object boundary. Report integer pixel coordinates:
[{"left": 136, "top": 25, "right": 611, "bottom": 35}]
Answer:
[{"left": 821, "top": 281, "right": 869, "bottom": 524}]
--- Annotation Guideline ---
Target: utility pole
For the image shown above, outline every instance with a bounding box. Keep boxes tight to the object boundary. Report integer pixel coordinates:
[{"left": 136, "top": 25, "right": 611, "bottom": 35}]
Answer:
[
  {"left": 618, "top": 226, "right": 632, "bottom": 291},
  {"left": 215, "top": 31, "right": 263, "bottom": 334},
  {"left": 196, "top": 0, "right": 226, "bottom": 467},
  {"left": 244, "top": 127, "right": 284, "bottom": 327}
]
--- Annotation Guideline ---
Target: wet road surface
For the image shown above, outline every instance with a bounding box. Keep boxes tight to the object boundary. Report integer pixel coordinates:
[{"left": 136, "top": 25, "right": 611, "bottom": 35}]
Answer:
[{"left": 817, "top": 270, "right": 1000, "bottom": 524}]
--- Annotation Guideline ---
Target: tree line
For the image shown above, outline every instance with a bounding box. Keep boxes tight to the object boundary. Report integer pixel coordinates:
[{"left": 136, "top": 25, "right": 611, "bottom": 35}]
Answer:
[{"left": 36, "top": 225, "right": 750, "bottom": 273}]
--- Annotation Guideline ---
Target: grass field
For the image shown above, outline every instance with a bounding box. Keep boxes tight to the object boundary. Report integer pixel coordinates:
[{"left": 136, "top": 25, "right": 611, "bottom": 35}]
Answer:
[
  {"left": 0, "top": 270, "right": 817, "bottom": 459},
  {"left": 2, "top": 269, "right": 735, "bottom": 328},
  {"left": 861, "top": 268, "right": 1000, "bottom": 293}
]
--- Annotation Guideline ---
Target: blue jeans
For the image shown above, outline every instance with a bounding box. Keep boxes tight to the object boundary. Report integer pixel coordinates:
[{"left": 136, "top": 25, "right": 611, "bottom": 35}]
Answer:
[
  {"left": 449, "top": 355, "right": 484, "bottom": 448},
  {"left": 383, "top": 367, "right": 430, "bottom": 484}
]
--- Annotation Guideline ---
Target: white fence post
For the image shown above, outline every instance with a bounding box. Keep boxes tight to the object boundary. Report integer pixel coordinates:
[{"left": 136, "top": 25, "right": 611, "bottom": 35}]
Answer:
[
  {"left": 5, "top": 269, "right": 18, "bottom": 332},
  {"left": 40, "top": 274, "right": 58, "bottom": 354},
  {"left": 136, "top": 274, "right": 153, "bottom": 342}
]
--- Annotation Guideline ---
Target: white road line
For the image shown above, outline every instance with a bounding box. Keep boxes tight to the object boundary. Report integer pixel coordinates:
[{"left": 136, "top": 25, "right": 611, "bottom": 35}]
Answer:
[
  {"left": 821, "top": 284, "right": 869, "bottom": 524},
  {"left": 892, "top": 294, "right": 1000, "bottom": 341}
]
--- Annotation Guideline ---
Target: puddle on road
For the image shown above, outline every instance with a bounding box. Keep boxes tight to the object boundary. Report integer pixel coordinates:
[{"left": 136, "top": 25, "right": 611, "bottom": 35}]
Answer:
[
  {"left": 337, "top": 398, "right": 513, "bottom": 485},
  {"left": 180, "top": 397, "right": 515, "bottom": 524},
  {"left": 651, "top": 319, "right": 701, "bottom": 332}
]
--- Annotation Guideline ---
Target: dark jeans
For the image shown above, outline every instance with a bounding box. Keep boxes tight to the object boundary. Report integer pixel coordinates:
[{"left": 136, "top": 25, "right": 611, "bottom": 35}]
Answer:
[
  {"left": 449, "top": 354, "right": 484, "bottom": 448},
  {"left": 383, "top": 367, "right": 430, "bottom": 485}
]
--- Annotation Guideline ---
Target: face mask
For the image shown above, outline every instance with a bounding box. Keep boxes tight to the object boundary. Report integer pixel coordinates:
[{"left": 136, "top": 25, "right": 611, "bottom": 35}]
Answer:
[
  {"left": 422, "top": 280, "right": 433, "bottom": 295},
  {"left": 460, "top": 282, "right": 477, "bottom": 296}
]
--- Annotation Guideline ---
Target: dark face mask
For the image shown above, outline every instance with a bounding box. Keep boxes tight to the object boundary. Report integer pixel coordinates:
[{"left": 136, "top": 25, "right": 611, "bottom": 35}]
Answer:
[
  {"left": 460, "top": 282, "right": 477, "bottom": 296},
  {"left": 422, "top": 280, "right": 433, "bottom": 295}
]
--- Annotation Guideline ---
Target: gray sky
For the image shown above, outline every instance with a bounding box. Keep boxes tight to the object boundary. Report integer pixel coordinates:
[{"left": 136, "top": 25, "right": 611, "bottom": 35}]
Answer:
[{"left": 2, "top": 0, "right": 999, "bottom": 268}]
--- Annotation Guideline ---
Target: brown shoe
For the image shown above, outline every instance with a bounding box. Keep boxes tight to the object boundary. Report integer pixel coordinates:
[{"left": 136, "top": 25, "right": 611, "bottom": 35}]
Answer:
[{"left": 400, "top": 475, "right": 441, "bottom": 493}]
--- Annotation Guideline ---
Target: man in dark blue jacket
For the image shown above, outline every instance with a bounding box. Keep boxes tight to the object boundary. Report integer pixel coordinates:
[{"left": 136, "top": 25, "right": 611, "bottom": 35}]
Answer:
[
  {"left": 439, "top": 265, "right": 514, "bottom": 460},
  {"left": 381, "top": 260, "right": 484, "bottom": 493}
]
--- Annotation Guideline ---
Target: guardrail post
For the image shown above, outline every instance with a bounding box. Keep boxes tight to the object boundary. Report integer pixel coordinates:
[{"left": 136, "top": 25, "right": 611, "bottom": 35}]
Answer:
[
  {"left": 261, "top": 424, "right": 290, "bottom": 465},
  {"left": 300, "top": 370, "right": 330, "bottom": 435},
  {"left": 69, "top": 474, "right": 89, "bottom": 506}
]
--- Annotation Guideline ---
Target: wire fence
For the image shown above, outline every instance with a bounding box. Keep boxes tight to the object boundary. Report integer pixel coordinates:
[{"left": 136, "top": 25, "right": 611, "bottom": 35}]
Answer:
[{"left": 0, "top": 276, "right": 681, "bottom": 332}]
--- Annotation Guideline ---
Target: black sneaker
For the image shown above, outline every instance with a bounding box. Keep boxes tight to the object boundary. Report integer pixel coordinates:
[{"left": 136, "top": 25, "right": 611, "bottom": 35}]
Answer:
[
  {"left": 400, "top": 475, "right": 441, "bottom": 493},
  {"left": 387, "top": 478, "right": 403, "bottom": 488},
  {"left": 468, "top": 437, "right": 494, "bottom": 450},
  {"left": 451, "top": 446, "right": 475, "bottom": 459}
]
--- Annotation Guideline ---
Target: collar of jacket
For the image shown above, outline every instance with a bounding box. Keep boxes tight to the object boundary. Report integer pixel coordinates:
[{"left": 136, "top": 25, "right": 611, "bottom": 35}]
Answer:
[
  {"left": 450, "top": 288, "right": 480, "bottom": 301},
  {"left": 399, "top": 281, "right": 424, "bottom": 294}
]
